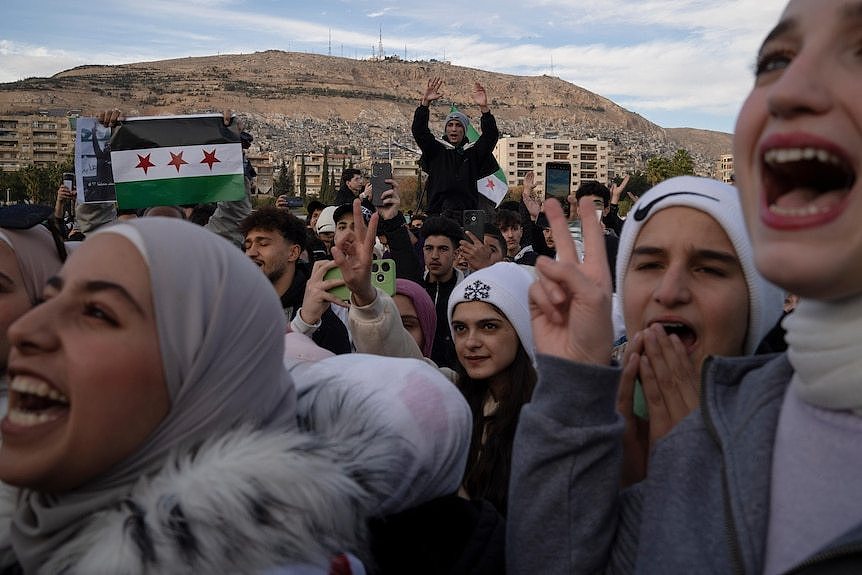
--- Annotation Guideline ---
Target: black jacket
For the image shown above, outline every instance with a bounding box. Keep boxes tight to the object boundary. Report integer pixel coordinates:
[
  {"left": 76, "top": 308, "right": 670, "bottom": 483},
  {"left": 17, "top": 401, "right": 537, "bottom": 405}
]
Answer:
[
  {"left": 280, "top": 261, "right": 351, "bottom": 355},
  {"left": 412, "top": 105, "right": 500, "bottom": 216},
  {"left": 423, "top": 271, "right": 462, "bottom": 370},
  {"left": 334, "top": 183, "right": 357, "bottom": 207}
]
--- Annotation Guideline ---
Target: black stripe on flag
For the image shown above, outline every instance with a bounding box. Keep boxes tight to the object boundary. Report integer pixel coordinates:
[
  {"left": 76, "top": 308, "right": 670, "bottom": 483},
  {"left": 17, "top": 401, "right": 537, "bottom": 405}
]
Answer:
[{"left": 110, "top": 115, "right": 241, "bottom": 151}]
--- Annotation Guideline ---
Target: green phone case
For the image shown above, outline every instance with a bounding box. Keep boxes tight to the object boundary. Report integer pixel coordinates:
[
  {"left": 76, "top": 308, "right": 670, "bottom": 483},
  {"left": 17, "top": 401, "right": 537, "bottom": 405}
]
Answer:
[{"left": 324, "top": 259, "right": 396, "bottom": 301}]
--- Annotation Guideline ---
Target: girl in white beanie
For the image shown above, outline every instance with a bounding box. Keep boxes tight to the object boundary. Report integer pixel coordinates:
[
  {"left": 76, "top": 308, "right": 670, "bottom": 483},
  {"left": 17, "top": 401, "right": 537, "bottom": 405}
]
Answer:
[{"left": 447, "top": 261, "right": 536, "bottom": 515}]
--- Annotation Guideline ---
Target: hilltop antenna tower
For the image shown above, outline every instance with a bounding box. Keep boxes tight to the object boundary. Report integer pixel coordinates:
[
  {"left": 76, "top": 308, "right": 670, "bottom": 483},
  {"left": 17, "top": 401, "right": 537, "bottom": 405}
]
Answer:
[
  {"left": 328, "top": 29, "right": 332, "bottom": 56},
  {"left": 378, "top": 26, "right": 384, "bottom": 59},
  {"left": 550, "top": 54, "right": 555, "bottom": 76}
]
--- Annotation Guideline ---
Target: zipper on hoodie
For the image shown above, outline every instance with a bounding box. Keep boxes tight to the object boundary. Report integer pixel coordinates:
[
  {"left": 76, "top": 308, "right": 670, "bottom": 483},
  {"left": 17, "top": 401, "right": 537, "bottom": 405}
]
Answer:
[
  {"left": 784, "top": 542, "right": 862, "bottom": 574},
  {"left": 699, "top": 356, "right": 746, "bottom": 575}
]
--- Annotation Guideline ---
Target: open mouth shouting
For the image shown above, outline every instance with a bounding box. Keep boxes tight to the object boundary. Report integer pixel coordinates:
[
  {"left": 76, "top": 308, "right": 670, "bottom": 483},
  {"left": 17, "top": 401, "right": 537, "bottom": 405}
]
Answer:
[
  {"left": 649, "top": 320, "right": 698, "bottom": 353},
  {"left": 760, "top": 134, "right": 857, "bottom": 230},
  {"left": 5, "top": 375, "right": 69, "bottom": 430}
]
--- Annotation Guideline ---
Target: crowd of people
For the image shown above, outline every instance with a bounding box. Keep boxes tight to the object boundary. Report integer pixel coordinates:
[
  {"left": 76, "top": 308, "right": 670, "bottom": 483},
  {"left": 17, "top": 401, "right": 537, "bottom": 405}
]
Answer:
[{"left": 0, "top": 0, "right": 859, "bottom": 571}]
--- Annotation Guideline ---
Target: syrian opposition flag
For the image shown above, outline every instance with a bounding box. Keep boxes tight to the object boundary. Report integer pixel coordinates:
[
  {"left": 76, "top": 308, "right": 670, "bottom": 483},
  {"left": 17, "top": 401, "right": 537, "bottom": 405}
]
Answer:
[
  {"left": 452, "top": 105, "right": 509, "bottom": 207},
  {"left": 109, "top": 114, "right": 245, "bottom": 209}
]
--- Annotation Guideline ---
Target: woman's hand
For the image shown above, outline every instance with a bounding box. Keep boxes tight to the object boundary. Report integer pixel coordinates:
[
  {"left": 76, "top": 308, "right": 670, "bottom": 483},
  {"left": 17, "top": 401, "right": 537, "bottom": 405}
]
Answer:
[{"left": 529, "top": 197, "right": 613, "bottom": 364}]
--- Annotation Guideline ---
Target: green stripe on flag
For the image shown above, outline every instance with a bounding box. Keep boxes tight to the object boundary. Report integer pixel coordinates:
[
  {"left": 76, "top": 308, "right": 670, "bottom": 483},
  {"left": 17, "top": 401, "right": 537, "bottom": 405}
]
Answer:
[
  {"left": 451, "top": 104, "right": 509, "bottom": 206},
  {"left": 115, "top": 173, "right": 245, "bottom": 209}
]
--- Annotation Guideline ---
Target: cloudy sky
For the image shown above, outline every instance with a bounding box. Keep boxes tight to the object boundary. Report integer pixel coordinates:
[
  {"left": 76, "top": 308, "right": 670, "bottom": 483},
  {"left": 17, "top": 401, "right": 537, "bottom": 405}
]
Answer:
[{"left": 1, "top": 0, "right": 787, "bottom": 133}]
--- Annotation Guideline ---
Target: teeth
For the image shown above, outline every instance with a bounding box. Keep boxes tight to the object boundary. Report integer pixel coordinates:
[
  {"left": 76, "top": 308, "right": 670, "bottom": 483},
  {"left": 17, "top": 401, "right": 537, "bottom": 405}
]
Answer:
[
  {"left": 764, "top": 147, "right": 844, "bottom": 166},
  {"left": 769, "top": 203, "right": 830, "bottom": 217},
  {"left": 7, "top": 407, "right": 64, "bottom": 427},
  {"left": 10, "top": 376, "right": 69, "bottom": 404}
]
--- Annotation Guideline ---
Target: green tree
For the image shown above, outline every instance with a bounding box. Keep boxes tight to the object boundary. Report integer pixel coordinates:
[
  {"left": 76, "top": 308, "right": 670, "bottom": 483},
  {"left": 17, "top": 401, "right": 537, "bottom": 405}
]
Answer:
[
  {"left": 299, "top": 155, "right": 307, "bottom": 199},
  {"left": 272, "top": 158, "right": 294, "bottom": 196},
  {"left": 9, "top": 158, "right": 74, "bottom": 205},
  {"left": 646, "top": 156, "right": 672, "bottom": 185},
  {"left": 625, "top": 171, "right": 651, "bottom": 197},
  {"left": 645, "top": 149, "right": 695, "bottom": 186},
  {"left": 670, "top": 148, "right": 695, "bottom": 177},
  {"left": 319, "top": 146, "right": 330, "bottom": 200}
]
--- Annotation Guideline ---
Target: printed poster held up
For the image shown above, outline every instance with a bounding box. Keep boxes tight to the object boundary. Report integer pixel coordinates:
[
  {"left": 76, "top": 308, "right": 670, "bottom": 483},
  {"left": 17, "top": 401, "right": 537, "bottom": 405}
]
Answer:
[{"left": 109, "top": 114, "right": 245, "bottom": 209}]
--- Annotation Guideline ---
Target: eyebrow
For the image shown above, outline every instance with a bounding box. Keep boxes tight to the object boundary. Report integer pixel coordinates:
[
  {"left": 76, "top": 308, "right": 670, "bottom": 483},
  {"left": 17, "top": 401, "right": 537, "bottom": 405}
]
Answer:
[
  {"left": 760, "top": 17, "right": 796, "bottom": 49},
  {"left": 631, "top": 246, "right": 738, "bottom": 265},
  {"left": 47, "top": 276, "right": 146, "bottom": 317}
]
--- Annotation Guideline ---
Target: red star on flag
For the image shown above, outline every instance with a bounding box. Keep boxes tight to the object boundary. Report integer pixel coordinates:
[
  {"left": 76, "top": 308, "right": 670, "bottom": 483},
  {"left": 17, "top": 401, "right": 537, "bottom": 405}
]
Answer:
[
  {"left": 167, "top": 151, "right": 189, "bottom": 173},
  {"left": 485, "top": 178, "right": 495, "bottom": 190},
  {"left": 135, "top": 153, "right": 156, "bottom": 175},
  {"left": 200, "top": 148, "right": 220, "bottom": 171}
]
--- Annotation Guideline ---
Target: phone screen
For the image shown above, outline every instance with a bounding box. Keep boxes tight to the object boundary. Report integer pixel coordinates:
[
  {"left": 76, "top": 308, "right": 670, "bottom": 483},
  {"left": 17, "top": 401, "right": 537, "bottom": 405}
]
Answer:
[
  {"left": 62, "top": 172, "right": 75, "bottom": 190},
  {"left": 545, "top": 163, "right": 572, "bottom": 199},
  {"left": 371, "top": 162, "right": 393, "bottom": 207}
]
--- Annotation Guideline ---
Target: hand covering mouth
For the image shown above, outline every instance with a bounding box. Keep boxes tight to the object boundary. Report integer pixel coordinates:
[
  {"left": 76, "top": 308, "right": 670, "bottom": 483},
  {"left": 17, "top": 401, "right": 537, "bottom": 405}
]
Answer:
[{"left": 650, "top": 321, "right": 698, "bottom": 349}]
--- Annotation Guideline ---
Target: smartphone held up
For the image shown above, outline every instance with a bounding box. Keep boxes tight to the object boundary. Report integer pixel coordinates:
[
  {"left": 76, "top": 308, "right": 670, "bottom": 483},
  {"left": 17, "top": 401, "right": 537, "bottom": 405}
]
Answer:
[{"left": 370, "top": 162, "right": 393, "bottom": 207}]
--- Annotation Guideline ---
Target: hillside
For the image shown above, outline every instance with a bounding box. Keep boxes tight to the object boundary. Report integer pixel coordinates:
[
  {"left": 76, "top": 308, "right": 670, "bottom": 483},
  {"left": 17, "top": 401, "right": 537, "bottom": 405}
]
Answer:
[{"left": 0, "top": 50, "right": 732, "bottom": 171}]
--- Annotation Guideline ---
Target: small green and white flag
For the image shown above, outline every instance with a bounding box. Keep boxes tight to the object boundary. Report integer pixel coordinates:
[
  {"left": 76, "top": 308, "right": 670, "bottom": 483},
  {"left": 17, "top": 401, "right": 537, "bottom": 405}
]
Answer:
[
  {"left": 453, "top": 105, "right": 509, "bottom": 207},
  {"left": 110, "top": 114, "right": 245, "bottom": 209}
]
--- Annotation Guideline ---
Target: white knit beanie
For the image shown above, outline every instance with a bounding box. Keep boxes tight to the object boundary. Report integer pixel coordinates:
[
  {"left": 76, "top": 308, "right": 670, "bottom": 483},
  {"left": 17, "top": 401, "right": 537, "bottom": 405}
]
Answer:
[
  {"left": 447, "top": 262, "right": 537, "bottom": 363},
  {"left": 315, "top": 205, "right": 337, "bottom": 234},
  {"left": 616, "top": 176, "right": 784, "bottom": 354}
]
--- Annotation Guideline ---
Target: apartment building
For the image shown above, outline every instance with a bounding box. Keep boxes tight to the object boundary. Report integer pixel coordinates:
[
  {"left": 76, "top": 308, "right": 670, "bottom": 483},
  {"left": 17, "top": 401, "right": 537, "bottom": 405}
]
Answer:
[
  {"left": 493, "top": 136, "right": 611, "bottom": 194},
  {"left": 715, "top": 154, "right": 734, "bottom": 184},
  {"left": 291, "top": 151, "right": 420, "bottom": 196},
  {"left": 245, "top": 152, "right": 275, "bottom": 193},
  {"left": 0, "top": 113, "right": 76, "bottom": 172}
]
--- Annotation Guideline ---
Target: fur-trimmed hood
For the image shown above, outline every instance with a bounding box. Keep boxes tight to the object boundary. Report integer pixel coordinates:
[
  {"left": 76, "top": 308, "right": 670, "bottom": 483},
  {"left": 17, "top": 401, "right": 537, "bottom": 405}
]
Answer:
[
  {"left": 0, "top": 425, "right": 374, "bottom": 574},
  {"left": 0, "top": 354, "right": 472, "bottom": 575}
]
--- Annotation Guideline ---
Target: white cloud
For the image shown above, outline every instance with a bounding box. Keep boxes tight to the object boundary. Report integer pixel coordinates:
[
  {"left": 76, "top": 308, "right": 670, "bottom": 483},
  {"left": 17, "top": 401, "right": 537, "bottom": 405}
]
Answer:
[
  {"left": 0, "top": 40, "right": 89, "bottom": 82},
  {"left": 1, "top": 0, "right": 790, "bottom": 130}
]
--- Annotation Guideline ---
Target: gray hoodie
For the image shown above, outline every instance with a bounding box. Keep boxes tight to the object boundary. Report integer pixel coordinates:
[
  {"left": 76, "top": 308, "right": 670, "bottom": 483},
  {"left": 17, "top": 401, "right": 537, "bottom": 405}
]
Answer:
[{"left": 507, "top": 353, "right": 862, "bottom": 574}]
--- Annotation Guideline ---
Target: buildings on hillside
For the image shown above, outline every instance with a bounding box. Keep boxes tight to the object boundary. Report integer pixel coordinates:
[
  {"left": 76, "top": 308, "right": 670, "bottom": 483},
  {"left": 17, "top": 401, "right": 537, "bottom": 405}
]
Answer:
[
  {"left": 286, "top": 149, "right": 422, "bottom": 197},
  {"left": 715, "top": 154, "right": 734, "bottom": 183},
  {"left": 0, "top": 113, "right": 76, "bottom": 172},
  {"left": 492, "top": 135, "right": 611, "bottom": 194}
]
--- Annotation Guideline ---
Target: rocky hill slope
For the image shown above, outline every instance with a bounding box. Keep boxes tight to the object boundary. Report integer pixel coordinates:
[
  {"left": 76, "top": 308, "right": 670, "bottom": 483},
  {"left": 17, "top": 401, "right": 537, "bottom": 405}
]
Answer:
[{"left": 0, "top": 50, "right": 732, "bottom": 171}]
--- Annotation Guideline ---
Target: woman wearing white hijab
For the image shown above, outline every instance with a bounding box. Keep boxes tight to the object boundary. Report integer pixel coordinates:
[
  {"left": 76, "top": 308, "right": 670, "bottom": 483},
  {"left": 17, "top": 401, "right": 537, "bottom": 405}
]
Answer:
[{"left": 0, "top": 217, "right": 468, "bottom": 574}]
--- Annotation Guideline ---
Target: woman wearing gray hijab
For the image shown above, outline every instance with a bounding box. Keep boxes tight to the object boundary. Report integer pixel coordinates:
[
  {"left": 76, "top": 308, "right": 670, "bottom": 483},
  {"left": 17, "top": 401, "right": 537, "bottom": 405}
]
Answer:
[
  {"left": 0, "top": 217, "right": 465, "bottom": 574},
  {"left": 0, "top": 223, "right": 64, "bottom": 376}
]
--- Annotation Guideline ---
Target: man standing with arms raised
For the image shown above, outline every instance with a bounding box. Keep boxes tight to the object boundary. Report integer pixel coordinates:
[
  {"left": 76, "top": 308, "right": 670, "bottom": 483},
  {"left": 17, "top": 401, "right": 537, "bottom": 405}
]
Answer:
[{"left": 412, "top": 78, "right": 500, "bottom": 218}]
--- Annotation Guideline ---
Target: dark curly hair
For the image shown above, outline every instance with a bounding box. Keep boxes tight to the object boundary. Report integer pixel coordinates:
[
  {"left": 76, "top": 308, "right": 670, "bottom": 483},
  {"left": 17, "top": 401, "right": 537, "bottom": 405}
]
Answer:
[
  {"left": 240, "top": 206, "right": 307, "bottom": 252},
  {"left": 421, "top": 215, "right": 464, "bottom": 248}
]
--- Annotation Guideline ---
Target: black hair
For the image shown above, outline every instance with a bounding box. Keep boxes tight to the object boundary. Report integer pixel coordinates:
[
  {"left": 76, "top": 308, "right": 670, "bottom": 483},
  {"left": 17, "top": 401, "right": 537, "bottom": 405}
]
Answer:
[
  {"left": 421, "top": 215, "right": 464, "bottom": 248},
  {"left": 240, "top": 206, "right": 307, "bottom": 251},
  {"left": 535, "top": 212, "right": 550, "bottom": 229},
  {"left": 483, "top": 223, "right": 506, "bottom": 255},
  {"left": 498, "top": 200, "right": 521, "bottom": 213},
  {"left": 575, "top": 181, "right": 611, "bottom": 207},
  {"left": 495, "top": 209, "right": 521, "bottom": 229},
  {"left": 340, "top": 168, "right": 362, "bottom": 186},
  {"left": 456, "top": 339, "right": 536, "bottom": 516},
  {"left": 305, "top": 200, "right": 326, "bottom": 227}
]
